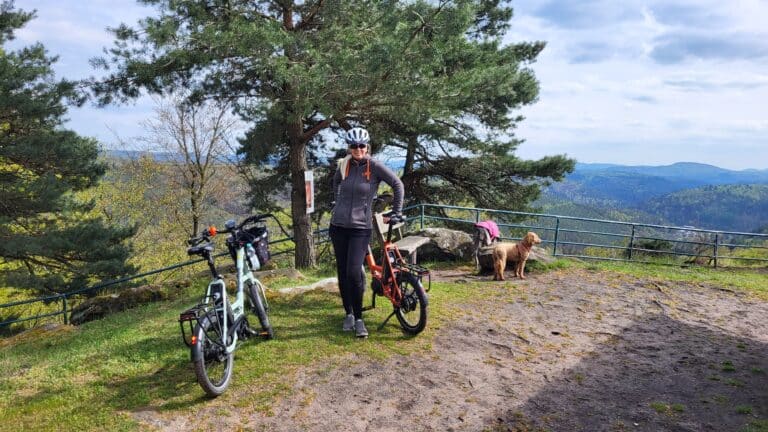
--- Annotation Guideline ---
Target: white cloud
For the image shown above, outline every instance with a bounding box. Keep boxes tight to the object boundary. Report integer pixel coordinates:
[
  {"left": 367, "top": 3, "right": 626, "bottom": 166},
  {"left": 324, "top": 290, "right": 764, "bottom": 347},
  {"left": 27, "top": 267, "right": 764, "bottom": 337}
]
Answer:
[
  {"left": 507, "top": 0, "right": 768, "bottom": 169},
  {"left": 6, "top": 0, "right": 768, "bottom": 170}
]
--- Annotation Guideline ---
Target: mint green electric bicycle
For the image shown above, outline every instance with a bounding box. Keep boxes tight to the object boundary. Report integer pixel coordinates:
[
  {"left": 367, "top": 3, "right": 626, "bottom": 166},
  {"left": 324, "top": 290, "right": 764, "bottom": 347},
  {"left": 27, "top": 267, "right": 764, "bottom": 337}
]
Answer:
[{"left": 178, "top": 214, "right": 284, "bottom": 397}]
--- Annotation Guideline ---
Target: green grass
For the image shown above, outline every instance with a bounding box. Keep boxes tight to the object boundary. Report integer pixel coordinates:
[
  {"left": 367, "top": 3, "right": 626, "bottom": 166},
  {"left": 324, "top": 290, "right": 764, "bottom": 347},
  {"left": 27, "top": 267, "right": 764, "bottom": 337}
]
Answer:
[
  {"left": 650, "top": 401, "right": 685, "bottom": 415},
  {"left": 650, "top": 401, "right": 669, "bottom": 413},
  {"left": 2, "top": 259, "right": 766, "bottom": 430},
  {"left": 736, "top": 405, "right": 753, "bottom": 415},
  {"left": 0, "top": 287, "right": 65, "bottom": 336},
  {"left": 0, "top": 267, "right": 502, "bottom": 431},
  {"left": 573, "top": 260, "right": 768, "bottom": 299},
  {"left": 743, "top": 419, "right": 768, "bottom": 432}
]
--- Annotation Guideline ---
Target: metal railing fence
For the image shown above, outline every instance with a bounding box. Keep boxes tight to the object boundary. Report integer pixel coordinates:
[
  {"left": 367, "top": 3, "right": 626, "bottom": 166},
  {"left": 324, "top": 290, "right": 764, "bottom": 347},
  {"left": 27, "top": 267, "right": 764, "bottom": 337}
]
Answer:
[
  {"left": 3, "top": 203, "right": 766, "bottom": 330},
  {"left": 0, "top": 233, "right": 303, "bottom": 330},
  {"left": 405, "top": 203, "right": 768, "bottom": 268}
]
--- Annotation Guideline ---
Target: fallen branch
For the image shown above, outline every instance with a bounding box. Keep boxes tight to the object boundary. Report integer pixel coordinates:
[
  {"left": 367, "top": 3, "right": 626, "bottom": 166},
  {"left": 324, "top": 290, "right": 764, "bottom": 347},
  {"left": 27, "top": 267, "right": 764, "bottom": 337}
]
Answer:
[
  {"left": 505, "top": 329, "right": 532, "bottom": 344},
  {"left": 651, "top": 282, "right": 668, "bottom": 295},
  {"left": 488, "top": 341, "right": 519, "bottom": 355},
  {"left": 575, "top": 330, "right": 621, "bottom": 338}
]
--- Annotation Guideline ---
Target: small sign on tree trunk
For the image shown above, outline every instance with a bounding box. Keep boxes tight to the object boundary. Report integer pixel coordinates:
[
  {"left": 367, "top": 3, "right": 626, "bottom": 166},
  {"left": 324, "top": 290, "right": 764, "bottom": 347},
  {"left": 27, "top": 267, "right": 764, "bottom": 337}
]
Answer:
[{"left": 305, "top": 170, "right": 314, "bottom": 214}]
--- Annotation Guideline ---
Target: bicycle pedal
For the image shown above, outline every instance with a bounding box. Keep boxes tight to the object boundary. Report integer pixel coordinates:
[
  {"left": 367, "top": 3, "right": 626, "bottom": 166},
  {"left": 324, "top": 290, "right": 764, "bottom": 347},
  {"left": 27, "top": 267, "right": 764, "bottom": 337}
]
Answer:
[
  {"left": 258, "top": 331, "right": 270, "bottom": 337},
  {"left": 238, "top": 325, "right": 258, "bottom": 340}
]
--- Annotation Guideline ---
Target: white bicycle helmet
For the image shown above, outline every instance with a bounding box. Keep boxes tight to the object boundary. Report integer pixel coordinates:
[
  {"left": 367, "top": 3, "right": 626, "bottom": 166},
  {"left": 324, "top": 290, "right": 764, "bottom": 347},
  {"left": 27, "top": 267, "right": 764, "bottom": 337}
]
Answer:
[{"left": 344, "top": 127, "right": 370, "bottom": 146}]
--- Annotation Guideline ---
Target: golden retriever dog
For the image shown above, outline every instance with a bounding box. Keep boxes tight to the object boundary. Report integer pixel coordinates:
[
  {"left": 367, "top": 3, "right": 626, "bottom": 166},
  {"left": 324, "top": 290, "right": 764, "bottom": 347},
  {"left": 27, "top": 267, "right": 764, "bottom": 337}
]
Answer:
[{"left": 492, "top": 232, "right": 542, "bottom": 281}]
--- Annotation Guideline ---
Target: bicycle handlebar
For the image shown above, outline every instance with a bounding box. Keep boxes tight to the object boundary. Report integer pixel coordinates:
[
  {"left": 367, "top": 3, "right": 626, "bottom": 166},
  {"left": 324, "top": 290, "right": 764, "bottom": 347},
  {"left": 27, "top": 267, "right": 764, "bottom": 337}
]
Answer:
[
  {"left": 186, "top": 213, "right": 292, "bottom": 248},
  {"left": 383, "top": 210, "right": 405, "bottom": 225},
  {"left": 187, "top": 232, "right": 212, "bottom": 247},
  {"left": 237, "top": 213, "right": 271, "bottom": 230}
]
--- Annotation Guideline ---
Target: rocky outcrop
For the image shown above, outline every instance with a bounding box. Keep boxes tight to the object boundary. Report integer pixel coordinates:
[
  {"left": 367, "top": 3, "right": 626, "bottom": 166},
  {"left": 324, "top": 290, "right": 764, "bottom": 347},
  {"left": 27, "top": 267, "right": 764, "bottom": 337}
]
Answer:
[
  {"left": 403, "top": 228, "right": 554, "bottom": 267},
  {"left": 411, "top": 228, "right": 474, "bottom": 261},
  {"left": 69, "top": 285, "right": 169, "bottom": 325}
]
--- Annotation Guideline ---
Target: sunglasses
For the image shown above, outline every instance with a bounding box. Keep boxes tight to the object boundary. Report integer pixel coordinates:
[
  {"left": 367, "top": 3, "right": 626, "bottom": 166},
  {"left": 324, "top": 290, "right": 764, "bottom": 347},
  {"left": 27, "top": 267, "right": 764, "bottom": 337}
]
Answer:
[{"left": 348, "top": 143, "right": 367, "bottom": 149}]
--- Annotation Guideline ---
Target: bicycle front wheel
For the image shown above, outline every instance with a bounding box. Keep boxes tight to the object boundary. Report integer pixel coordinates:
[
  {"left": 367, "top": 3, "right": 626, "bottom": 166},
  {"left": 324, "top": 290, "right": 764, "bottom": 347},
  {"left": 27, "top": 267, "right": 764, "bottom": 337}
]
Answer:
[
  {"left": 193, "top": 316, "right": 234, "bottom": 397},
  {"left": 395, "top": 272, "right": 428, "bottom": 335},
  {"left": 247, "top": 280, "right": 273, "bottom": 339}
]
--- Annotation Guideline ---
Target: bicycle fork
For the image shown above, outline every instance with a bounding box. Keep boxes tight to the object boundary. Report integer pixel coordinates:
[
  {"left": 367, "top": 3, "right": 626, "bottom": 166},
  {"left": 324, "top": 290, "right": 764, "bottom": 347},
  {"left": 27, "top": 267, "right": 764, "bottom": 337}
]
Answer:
[
  {"left": 362, "top": 245, "right": 401, "bottom": 330},
  {"left": 362, "top": 246, "right": 379, "bottom": 312}
]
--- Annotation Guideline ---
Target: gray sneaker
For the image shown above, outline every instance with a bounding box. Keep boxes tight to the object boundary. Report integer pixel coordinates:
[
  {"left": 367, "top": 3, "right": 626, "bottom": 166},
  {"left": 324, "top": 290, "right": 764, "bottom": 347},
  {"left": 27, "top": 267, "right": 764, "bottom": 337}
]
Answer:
[
  {"left": 354, "top": 319, "right": 368, "bottom": 338},
  {"left": 342, "top": 314, "right": 355, "bottom": 331}
]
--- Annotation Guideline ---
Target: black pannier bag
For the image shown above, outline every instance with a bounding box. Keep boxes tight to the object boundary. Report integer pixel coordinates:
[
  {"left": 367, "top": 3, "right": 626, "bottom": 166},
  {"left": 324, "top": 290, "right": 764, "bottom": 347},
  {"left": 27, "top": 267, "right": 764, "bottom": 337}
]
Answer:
[{"left": 244, "top": 226, "right": 270, "bottom": 268}]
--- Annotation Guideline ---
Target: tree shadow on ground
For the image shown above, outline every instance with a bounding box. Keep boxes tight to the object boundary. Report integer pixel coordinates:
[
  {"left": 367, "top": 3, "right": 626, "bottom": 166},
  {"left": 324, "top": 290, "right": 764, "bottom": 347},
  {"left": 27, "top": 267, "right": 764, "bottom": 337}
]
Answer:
[
  {"left": 103, "top": 336, "right": 206, "bottom": 412},
  {"left": 498, "top": 314, "right": 768, "bottom": 432}
]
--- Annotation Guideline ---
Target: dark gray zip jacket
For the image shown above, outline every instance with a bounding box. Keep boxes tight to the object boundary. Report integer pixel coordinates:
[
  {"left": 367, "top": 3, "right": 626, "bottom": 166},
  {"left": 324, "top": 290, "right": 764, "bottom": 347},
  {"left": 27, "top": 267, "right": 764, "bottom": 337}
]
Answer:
[{"left": 331, "top": 156, "right": 404, "bottom": 230}]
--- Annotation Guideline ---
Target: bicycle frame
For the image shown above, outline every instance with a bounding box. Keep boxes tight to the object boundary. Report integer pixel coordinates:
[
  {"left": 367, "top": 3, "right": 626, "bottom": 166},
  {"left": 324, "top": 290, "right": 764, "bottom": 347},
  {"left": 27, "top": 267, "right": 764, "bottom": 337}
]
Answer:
[
  {"left": 361, "top": 214, "right": 431, "bottom": 334},
  {"left": 179, "top": 242, "right": 257, "bottom": 357},
  {"left": 365, "top": 239, "right": 406, "bottom": 306},
  {"left": 208, "top": 246, "right": 252, "bottom": 353},
  {"left": 368, "top": 212, "right": 406, "bottom": 301},
  {"left": 178, "top": 214, "right": 281, "bottom": 397}
]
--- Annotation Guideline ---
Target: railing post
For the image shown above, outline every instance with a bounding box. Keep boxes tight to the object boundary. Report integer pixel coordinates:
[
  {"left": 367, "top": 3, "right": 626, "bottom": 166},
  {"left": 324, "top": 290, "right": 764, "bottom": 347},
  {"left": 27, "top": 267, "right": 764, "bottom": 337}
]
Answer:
[
  {"left": 475, "top": 209, "right": 480, "bottom": 223},
  {"left": 628, "top": 225, "right": 636, "bottom": 261},
  {"left": 552, "top": 218, "right": 560, "bottom": 256},
  {"left": 420, "top": 204, "right": 425, "bottom": 230},
  {"left": 62, "top": 295, "right": 68, "bottom": 325},
  {"left": 713, "top": 233, "right": 719, "bottom": 268}
]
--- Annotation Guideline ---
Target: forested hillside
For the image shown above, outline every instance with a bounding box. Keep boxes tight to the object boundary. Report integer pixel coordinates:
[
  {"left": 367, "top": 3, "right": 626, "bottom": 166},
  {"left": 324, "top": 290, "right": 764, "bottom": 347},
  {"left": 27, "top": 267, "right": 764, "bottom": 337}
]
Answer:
[
  {"left": 544, "top": 169, "right": 705, "bottom": 206},
  {"left": 538, "top": 162, "right": 768, "bottom": 232},
  {"left": 645, "top": 184, "right": 768, "bottom": 232},
  {"left": 533, "top": 195, "right": 660, "bottom": 224}
]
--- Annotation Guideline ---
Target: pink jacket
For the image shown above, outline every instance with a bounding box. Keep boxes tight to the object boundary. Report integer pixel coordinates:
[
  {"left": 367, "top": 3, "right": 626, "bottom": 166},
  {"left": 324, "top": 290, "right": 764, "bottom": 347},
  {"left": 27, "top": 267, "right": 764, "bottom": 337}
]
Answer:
[{"left": 475, "top": 220, "right": 500, "bottom": 241}]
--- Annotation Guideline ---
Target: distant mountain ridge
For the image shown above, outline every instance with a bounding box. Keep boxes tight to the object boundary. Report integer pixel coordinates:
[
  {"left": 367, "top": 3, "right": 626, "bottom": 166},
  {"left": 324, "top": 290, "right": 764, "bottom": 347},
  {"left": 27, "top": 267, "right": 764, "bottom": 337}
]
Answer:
[
  {"left": 105, "top": 150, "right": 767, "bottom": 232},
  {"left": 105, "top": 149, "right": 406, "bottom": 171},
  {"left": 539, "top": 162, "right": 768, "bottom": 232},
  {"left": 105, "top": 149, "right": 241, "bottom": 163},
  {"left": 577, "top": 162, "right": 768, "bottom": 182},
  {"left": 547, "top": 162, "right": 768, "bottom": 205},
  {"left": 645, "top": 184, "right": 768, "bottom": 233}
]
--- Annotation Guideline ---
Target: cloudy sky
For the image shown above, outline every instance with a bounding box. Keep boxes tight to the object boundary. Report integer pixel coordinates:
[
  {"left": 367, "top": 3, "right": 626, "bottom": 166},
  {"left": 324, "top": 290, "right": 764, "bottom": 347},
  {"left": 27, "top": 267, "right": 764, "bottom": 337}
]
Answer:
[{"left": 10, "top": 0, "right": 768, "bottom": 170}]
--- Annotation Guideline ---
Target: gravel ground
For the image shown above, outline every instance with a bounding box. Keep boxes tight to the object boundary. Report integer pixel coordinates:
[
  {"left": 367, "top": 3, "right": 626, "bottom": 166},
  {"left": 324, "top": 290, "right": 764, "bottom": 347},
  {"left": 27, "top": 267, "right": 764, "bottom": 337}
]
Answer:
[{"left": 138, "top": 267, "right": 768, "bottom": 432}]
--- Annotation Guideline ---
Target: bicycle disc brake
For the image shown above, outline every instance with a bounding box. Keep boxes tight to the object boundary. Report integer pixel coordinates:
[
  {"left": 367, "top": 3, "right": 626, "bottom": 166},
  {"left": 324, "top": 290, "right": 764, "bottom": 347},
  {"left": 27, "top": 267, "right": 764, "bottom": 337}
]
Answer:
[{"left": 400, "top": 289, "right": 418, "bottom": 312}]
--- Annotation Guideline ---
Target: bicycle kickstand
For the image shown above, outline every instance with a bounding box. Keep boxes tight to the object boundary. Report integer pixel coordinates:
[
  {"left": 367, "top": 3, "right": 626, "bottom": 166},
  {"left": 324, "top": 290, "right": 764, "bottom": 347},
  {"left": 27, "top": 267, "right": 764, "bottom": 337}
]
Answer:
[{"left": 377, "top": 310, "right": 397, "bottom": 331}]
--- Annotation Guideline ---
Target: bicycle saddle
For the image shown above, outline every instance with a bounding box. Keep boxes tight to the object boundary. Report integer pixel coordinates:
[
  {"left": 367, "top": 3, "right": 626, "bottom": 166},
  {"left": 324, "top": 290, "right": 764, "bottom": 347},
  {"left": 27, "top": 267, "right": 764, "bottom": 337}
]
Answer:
[{"left": 187, "top": 243, "right": 214, "bottom": 256}]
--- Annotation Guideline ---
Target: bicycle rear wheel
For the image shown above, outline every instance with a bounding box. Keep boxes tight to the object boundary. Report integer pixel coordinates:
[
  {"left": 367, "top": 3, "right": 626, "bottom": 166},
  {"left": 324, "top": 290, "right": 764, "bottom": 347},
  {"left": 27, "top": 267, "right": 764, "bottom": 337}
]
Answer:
[
  {"left": 193, "top": 315, "right": 234, "bottom": 397},
  {"left": 395, "top": 272, "right": 428, "bottom": 335},
  {"left": 247, "top": 279, "right": 274, "bottom": 339}
]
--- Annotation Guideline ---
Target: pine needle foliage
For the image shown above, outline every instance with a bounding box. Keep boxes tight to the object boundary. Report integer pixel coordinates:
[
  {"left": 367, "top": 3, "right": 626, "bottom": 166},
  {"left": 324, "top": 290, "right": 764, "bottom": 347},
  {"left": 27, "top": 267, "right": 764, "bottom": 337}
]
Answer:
[{"left": 0, "top": 2, "right": 134, "bottom": 294}]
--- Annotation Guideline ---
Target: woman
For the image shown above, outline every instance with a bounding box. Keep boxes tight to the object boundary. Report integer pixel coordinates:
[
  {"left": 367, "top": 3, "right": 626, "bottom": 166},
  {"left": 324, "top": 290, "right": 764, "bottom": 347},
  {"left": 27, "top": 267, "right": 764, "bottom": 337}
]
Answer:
[{"left": 330, "top": 127, "right": 404, "bottom": 338}]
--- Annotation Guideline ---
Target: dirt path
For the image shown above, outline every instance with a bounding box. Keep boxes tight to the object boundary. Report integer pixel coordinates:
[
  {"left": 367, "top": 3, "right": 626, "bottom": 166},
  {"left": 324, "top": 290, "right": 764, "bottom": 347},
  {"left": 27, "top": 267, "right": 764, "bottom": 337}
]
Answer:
[{"left": 145, "top": 268, "right": 768, "bottom": 431}]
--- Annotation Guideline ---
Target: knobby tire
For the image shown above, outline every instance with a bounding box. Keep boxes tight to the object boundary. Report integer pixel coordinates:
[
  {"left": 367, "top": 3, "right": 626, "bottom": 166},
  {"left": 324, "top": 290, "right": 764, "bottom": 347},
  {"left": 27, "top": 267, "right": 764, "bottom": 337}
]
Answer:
[
  {"left": 395, "top": 272, "right": 428, "bottom": 335},
  {"left": 247, "top": 280, "right": 273, "bottom": 339},
  {"left": 193, "top": 316, "right": 234, "bottom": 397}
]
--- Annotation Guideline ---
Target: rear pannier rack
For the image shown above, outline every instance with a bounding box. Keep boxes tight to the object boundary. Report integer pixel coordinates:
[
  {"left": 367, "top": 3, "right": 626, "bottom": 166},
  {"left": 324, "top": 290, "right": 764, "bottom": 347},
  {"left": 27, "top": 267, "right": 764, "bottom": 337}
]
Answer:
[{"left": 396, "top": 262, "right": 432, "bottom": 292}]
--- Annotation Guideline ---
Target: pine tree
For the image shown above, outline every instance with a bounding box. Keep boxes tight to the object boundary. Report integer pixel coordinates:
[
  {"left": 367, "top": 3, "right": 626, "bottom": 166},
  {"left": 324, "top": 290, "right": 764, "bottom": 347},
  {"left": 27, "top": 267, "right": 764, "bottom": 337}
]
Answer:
[
  {"left": 0, "top": 2, "right": 134, "bottom": 294},
  {"left": 93, "top": 0, "right": 574, "bottom": 268}
]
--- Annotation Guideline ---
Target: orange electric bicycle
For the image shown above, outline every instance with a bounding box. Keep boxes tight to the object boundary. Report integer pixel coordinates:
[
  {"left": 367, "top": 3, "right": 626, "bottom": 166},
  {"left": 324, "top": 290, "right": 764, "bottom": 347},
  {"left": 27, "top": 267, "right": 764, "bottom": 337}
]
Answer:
[{"left": 363, "top": 210, "right": 431, "bottom": 335}]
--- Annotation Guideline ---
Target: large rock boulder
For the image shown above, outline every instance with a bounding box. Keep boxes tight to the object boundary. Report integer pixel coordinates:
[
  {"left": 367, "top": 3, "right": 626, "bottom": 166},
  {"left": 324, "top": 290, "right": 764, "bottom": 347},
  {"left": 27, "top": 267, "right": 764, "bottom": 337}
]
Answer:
[{"left": 410, "top": 228, "right": 474, "bottom": 261}]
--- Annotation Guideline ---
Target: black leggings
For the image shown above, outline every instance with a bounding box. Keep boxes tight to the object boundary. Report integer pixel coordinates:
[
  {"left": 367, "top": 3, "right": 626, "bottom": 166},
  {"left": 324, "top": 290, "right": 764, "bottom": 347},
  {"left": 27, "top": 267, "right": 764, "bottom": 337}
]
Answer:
[{"left": 329, "top": 224, "right": 371, "bottom": 319}]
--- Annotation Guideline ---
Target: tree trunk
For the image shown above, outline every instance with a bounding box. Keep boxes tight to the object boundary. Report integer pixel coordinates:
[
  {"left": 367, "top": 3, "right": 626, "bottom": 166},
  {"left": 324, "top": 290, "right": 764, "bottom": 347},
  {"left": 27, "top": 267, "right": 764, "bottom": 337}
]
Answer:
[
  {"left": 403, "top": 134, "right": 417, "bottom": 177},
  {"left": 401, "top": 134, "right": 419, "bottom": 197},
  {"left": 288, "top": 114, "right": 316, "bottom": 269},
  {"left": 190, "top": 188, "right": 200, "bottom": 237}
]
